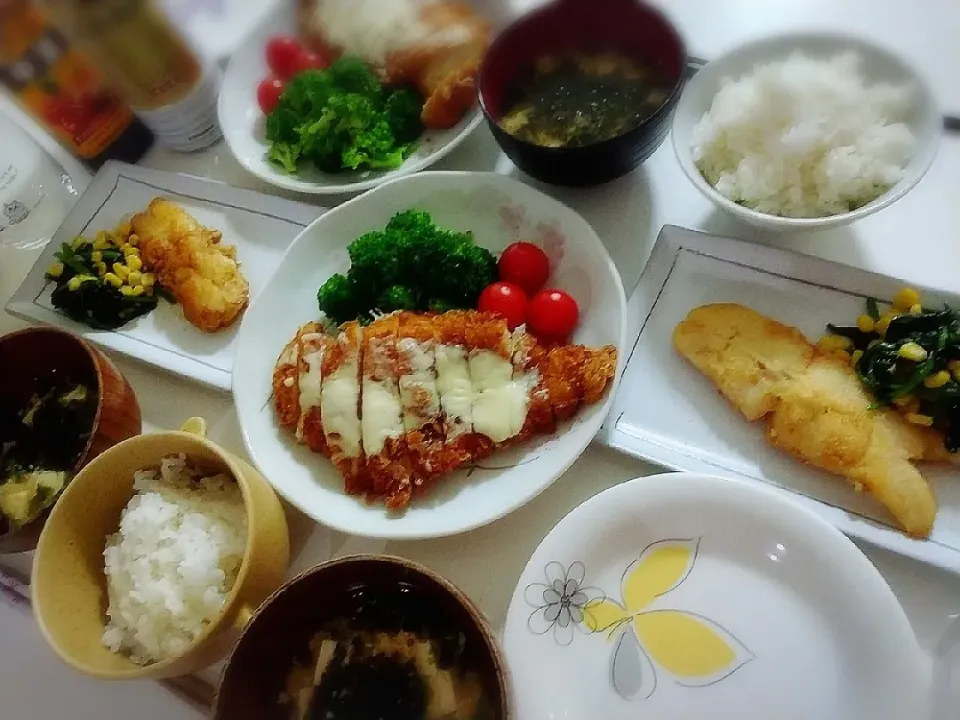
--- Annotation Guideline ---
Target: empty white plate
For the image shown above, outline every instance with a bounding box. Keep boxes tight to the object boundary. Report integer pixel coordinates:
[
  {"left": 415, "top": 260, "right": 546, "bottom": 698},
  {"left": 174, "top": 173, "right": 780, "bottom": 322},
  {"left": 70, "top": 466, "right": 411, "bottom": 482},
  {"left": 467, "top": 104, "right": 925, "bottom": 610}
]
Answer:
[{"left": 504, "top": 473, "right": 929, "bottom": 720}]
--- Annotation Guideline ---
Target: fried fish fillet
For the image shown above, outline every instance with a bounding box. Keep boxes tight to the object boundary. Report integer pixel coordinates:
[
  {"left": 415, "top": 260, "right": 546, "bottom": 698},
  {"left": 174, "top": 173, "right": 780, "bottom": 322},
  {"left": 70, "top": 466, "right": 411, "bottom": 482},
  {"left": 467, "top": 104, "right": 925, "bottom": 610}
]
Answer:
[
  {"left": 130, "top": 199, "right": 249, "bottom": 333},
  {"left": 674, "top": 303, "right": 939, "bottom": 537},
  {"left": 274, "top": 311, "right": 618, "bottom": 509}
]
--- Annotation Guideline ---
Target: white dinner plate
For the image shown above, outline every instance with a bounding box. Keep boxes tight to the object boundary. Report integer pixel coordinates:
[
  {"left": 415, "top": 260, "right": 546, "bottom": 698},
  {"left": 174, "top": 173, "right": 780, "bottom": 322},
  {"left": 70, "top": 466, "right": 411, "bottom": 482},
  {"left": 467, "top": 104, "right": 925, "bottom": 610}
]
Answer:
[
  {"left": 504, "top": 473, "right": 929, "bottom": 720},
  {"left": 217, "top": 3, "right": 484, "bottom": 196},
  {"left": 232, "top": 171, "right": 627, "bottom": 539},
  {"left": 599, "top": 224, "right": 960, "bottom": 574},
  {"left": 6, "top": 162, "right": 323, "bottom": 391}
]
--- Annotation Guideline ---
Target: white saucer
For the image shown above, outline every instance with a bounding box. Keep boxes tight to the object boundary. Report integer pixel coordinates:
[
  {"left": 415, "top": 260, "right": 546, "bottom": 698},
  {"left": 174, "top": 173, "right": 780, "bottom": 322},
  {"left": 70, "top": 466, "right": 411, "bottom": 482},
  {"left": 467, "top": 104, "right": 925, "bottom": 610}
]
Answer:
[{"left": 503, "top": 473, "right": 929, "bottom": 720}]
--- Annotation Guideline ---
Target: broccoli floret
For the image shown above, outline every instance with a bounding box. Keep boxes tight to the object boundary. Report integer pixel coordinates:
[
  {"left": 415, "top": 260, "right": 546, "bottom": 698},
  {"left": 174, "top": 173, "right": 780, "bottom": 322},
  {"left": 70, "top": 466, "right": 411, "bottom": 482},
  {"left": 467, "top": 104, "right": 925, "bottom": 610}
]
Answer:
[
  {"left": 385, "top": 88, "right": 424, "bottom": 144},
  {"left": 317, "top": 273, "right": 361, "bottom": 325},
  {"left": 346, "top": 230, "right": 404, "bottom": 298},
  {"left": 376, "top": 285, "right": 418, "bottom": 312},
  {"left": 342, "top": 118, "right": 409, "bottom": 170},
  {"left": 426, "top": 298, "right": 457, "bottom": 314},
  {"left": 327, "top": 57, "right": 383, "bottom": 101}
]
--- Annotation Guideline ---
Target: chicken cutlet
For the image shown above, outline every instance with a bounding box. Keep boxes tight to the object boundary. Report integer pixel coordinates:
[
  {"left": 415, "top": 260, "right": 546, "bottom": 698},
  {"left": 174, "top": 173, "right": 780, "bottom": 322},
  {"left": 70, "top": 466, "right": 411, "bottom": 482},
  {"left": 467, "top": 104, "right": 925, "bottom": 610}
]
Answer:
[
  {"left": 673, "top": 303, "right": 939, "bottom": 537},
  {"left": 130, "top": 199, "right": 249, "bottom": 332},
  {"left": 273, "top": 310, "right": 618, "bottom": 509}
]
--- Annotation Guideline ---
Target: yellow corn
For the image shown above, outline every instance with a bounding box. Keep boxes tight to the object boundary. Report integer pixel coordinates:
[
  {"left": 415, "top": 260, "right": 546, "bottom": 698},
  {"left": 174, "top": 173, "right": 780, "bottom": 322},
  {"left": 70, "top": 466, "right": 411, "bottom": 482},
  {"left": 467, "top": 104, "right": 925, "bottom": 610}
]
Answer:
[
  {"left": 67, "top": 276, "right": 82, "bottom": 291},
  {"left": 893, "top": 288, "right": 920, "bottom": 311},
  {"left": 949, "top": 360, "right": 960, "bottom": 381},
  {"left": 112, "top": 262, "right": 129, "bottom": 279},
  {"left": 817, "top": 335, "right": 852, "bottom": 353},
  {"left": 91, "top": 250, "right": 103, "bottom": 263},
  {"left": 95, "top": 261, "right": 107, "bottom": 276},
  {"left": 120, "top": 285, "right": 134, "bottom": 297},
  {"left": 906, "top": 413, "right": 934, "bottom": 427},
  {"left": 141, "top": 272, "right": 155, "bottom": 287},
  {"left": 835, "top": 349, "right": 852, "bottom": 363},
  {"left": 127, "top": 270, "right": 142, "bottom": 286},
  {"left": 103, "top": 272, "right": 122, "bottom": 288},
  {"left": 71, "top": 236, "right": 88, "bottom": 250},
  {"left": 127, "top": 233, "right": 139, "bottom": 246},
  {"left": 909, "top": 303, "right": 923, "bottom": 314},
  {"left": 924, "top": 370, "right": 952, "bottom": 389},
  {"left": 893, "top": 394, "right": 916, "bottom": 408},
  {"left": 875, "top": 314, "right": 894, "bottom": 336},
  {"left": 93, "top": 239, "right": 109, "bottom": 251},
  {"left": 126, "top": 254, "right": 142, "bottom": 271},
  {"left": 856, "top": 314, "right": 875, "bottom": 333},
  {"left": 119, "top": 242, "right": 132, "bottom": 254},
  {"left": 898, "top": 342, "right": 928, "bottom": 362},
  {"left": 47, "top": 262, "right": 64, "bottom": 278},
  {"left": 129, "top": 285, "right": 144, "bottom": 297},
  {"left": 852, "top": 349, "right": 863, "bottom": 366}
]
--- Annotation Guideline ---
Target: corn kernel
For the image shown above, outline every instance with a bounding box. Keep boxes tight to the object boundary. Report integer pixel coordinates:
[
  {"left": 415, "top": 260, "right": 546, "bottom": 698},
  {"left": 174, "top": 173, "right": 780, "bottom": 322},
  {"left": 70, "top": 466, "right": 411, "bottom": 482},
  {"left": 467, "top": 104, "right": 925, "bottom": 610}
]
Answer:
[
  {"left": 876, "top": 315, "right": 893, "bottom": 336},
  {"left": 95, "top": 261, "right": 107, "bottom": 276},
  {"left": 906, "top": 413, "right": 934, "bottom": 427},
  {"left": 129, "top": 285, "right": 144, "bottom": 297},
  {"left": 893, "top": 394, "right": 916, "bottom": 408},
  {"left": 817, "top": 335, "right": 852, "bottom": 353},
  {"left": 898, "top": 342, "right": 928, "bottom": 362},
  {"left": 924, "top": 370, "right": 952, "bottom": 389},
  {"left": 119, "top": 242, "right": 132, "bottom": 253},
  {"left": 141, "top": 272, "right": 155, "bottom": 287},
  {"left": 127, "top": 270, "right": 142, "bottom": 286},
  {"left": 120, "top": 285, "right": 135, "bottom": 297},
  {"left": 909, "top": 303, "right": 923, "bottom": 314},
  {"left": 71, "top": 236, "right": 88, "bottom": 250},
  {"left": 47, "top": 262, "right": 64, "bottom": 278},
  {"left": 835, "top": 350, "right": 852, "bottom": 363},
  {"left": 126, "top": 254, "right": 142, "bottom": 271},
  {"left": 127, "top": 233, "right": 139, "bottom": 246},
  {"left": 103, "top": 272, "right": 122, "bottom": 288},
  {"left": 90, "top": 251, "right": 102, "bottom": 263},
  {"left": 67, "top": 276, "right": 82, "bottom": 291},
  {"left": 852, "top": 349, "right": 863, "bottom": 366},
  {"left": 112, "top": 262, "right": 129, "bottom": 279},
  {"left": 93, "top": 238, "right": 109, "bottom": 251},
  {"left": 856, "top": 314, "right": 875, "bottom": 333},
  {"left": 893, "top": 288, "right": 920, "bottom": 311}
]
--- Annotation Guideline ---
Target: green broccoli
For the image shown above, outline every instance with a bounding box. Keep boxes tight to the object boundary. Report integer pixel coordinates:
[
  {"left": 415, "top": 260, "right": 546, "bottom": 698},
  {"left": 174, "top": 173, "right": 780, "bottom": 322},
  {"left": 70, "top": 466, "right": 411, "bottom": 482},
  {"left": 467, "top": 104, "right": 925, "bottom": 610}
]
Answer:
[
  {"left": 376, "top": 285, "right": 418, "bottom": 313},
  {"left": 265, "top": 57, "right": 425, "bottom": 175},
  {"left": 317, "top": 273, "right": 361, "bottom": 325}
]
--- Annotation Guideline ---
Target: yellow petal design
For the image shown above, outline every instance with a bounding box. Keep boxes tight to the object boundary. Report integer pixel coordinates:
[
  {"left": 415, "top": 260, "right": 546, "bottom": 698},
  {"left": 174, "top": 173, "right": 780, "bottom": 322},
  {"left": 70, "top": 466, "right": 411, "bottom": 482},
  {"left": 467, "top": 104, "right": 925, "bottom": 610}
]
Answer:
[
  {"left": 582, "top": 598, "right": 630, "bottom": 636},
  {"left": 622, "top": 539, "right": 699, "bottom": 612},
  {"left": 634, "top": 610, "right": 751, "bottom": 684}
]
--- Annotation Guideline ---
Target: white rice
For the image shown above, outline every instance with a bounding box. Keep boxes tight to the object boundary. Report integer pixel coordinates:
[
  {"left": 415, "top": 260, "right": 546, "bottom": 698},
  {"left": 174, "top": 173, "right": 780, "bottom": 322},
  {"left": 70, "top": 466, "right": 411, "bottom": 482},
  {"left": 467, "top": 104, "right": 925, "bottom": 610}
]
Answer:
[
  {"left": 101, "top": 454, "right": 247, "bottom": 665},
  {"left": 691, "top": 51, "right": 917, "bottom": 218}
]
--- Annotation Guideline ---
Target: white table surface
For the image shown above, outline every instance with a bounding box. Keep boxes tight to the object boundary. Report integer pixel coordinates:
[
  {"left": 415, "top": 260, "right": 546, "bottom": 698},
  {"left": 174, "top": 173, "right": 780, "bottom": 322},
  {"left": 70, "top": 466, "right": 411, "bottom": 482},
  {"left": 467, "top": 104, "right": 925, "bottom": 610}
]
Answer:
[{"left": 2, "top": 0, "right": 960, "bottom": 718}]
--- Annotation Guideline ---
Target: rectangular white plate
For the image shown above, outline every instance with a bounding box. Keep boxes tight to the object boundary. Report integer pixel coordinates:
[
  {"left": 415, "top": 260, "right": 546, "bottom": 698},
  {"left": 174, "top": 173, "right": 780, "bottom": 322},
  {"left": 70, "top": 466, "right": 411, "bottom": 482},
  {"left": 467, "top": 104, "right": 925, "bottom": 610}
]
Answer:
[
  {"left": 6, "top": 162, "right": 324, "bottom": 392},
  {"left": 598, "top": 225, "right": 960, "bottom": 574}
]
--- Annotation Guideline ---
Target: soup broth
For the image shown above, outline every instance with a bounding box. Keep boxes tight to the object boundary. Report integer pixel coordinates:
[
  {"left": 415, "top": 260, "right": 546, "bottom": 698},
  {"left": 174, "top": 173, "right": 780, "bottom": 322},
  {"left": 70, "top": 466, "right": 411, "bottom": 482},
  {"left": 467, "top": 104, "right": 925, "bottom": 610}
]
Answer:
[{"left": 500, "top": 50, "right": 672, "bottom": 148}]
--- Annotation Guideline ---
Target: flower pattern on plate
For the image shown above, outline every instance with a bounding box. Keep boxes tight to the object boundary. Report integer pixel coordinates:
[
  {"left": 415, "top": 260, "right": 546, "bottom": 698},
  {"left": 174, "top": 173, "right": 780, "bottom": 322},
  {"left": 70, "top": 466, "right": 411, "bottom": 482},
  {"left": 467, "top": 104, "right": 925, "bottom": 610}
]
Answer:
[
  {"left": 583, "top": 538, "right": 754, "bottom": 700},
  {"left": 525, "top": 560, "right": 605, "bottom": 646}
]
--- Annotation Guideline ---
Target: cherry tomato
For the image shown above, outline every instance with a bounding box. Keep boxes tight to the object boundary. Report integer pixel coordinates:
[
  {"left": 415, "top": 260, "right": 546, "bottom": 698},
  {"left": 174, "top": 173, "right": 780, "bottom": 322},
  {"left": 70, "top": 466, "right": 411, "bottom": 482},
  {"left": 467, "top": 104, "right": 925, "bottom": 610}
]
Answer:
[
  {"left": 478, "top": 282, "right": 528, "bottom": 330},
  {"left": 265, "top": 36, "right": 305, "bottom": 80},
  {"left": 257, "top": 76, "right": 285, "bottom": 115},
  {"left": 498, "top": 242, "right": 550, "bottom": 295},
  {"left": 288, "top": 48, "right": 330, "bottom": 76},
  {"left": 528, "top": 289, "right": 579, "bottom": 341}
]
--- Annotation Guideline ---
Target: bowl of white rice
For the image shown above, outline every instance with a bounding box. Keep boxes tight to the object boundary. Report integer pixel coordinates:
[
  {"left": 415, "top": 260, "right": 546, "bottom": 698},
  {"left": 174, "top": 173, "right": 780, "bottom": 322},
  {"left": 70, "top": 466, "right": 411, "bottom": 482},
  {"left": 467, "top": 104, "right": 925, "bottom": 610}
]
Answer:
[
  {"left": 671, "top": 32, "right": 941, "bottom": 230},
  {"left": 31, "top": 417, "right": 291, "bottom": 680}
]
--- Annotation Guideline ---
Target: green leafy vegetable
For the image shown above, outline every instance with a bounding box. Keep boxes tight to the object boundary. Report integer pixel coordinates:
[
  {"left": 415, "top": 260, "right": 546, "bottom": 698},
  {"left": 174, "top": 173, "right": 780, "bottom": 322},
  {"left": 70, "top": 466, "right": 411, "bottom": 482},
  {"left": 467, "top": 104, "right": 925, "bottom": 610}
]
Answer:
[
  {"left": 265, "top": 58, "right": 424, "bottom": 175},
  {"left": 316, "top": 210, "right": 498, "bottom": 325}
]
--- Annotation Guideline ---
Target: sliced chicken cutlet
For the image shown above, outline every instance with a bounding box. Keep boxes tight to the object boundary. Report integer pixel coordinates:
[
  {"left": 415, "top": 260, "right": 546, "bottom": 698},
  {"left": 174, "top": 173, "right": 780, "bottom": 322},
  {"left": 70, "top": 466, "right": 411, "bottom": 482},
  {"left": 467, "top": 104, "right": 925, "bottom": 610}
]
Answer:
[
  {"left": 320, "top": 321, "right": 365, "bottom": 493},
  {"left": 130, "top": 198, "right": 249, "bottom": 333},
  {"left": 361, "top": 314, "right": 412, "bottom": 508},
  {"left": 298, "top": 329, "right": 333, "bottom": 455},
  {"left": 673, "top": 303, "right": 937, "bottom": 537},
  {"left": 272, "top": 321, "right": 328, "bottom": 448}
]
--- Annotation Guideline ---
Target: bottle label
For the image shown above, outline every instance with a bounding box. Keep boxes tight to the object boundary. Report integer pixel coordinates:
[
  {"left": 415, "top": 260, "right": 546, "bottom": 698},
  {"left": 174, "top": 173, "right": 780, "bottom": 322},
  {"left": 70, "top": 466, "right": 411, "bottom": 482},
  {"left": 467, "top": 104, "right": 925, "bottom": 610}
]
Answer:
[
  {"left": 0, "top": 24, "right": 133, "bottom": 161},
  {"left": 135, "top": 65, "right": 223, "bottom": 152}
]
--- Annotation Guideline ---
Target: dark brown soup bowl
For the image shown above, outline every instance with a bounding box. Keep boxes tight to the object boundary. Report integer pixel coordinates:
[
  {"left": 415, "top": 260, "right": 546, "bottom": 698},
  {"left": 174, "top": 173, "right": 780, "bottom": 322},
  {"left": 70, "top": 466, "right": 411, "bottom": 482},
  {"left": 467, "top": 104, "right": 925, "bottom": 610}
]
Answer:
[
  {"left": 479, "top": 0, "right": 687, "bottom": 186},
  {"left": 214, "top": 554, "right": 509, "bottom": 719},
  {"left": 0, "top": 326, "right": 141, "bottom": 553}
]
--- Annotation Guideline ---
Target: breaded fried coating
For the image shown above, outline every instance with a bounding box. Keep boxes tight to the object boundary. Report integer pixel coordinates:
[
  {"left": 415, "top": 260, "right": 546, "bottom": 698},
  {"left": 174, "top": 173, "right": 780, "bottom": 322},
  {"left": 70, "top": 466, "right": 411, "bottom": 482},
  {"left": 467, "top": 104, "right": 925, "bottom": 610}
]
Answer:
[{"left": 130, "top": 199, "right": 249, "bottom": 333}]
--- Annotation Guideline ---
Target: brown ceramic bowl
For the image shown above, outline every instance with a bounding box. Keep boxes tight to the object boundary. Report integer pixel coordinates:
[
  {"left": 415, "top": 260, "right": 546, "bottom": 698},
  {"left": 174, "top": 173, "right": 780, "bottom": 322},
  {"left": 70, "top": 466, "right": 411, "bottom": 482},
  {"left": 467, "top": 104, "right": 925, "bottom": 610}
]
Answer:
[
  {"left": 0, "top": 326, "right": 141, "bottom": 554},
  {"left": 214, "top": 555, "right": 510, "bottom": 719},
  {"left": 32, "top": 418, "right": 291, "bottom": 680}
]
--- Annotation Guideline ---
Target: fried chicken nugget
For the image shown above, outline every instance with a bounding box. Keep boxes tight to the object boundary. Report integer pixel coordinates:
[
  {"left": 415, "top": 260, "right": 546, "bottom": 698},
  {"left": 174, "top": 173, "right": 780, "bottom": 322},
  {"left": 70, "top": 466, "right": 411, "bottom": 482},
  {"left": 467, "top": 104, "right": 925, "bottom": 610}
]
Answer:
[{"left": 130, "top": 199, "right": 249, "bottom": 333}]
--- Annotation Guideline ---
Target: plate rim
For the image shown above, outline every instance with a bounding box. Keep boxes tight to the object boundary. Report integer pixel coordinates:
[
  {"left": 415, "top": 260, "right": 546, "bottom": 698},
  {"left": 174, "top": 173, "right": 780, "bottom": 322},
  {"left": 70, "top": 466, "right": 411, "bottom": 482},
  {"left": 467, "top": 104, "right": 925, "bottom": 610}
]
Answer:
[
  {"left": 598, "top": 223, "right": 960, "bottom": 575},
  {"left": 231, "top": 169, "right": 628, "bottom": 539},
  {"left": 5, "top": 161, "right": 323, "bottom": 392},
  {"left": 216, "top": 4, "right": 486, "bottom": 196},
  {"left": 504, "top": 471, "right": 925, "bottom": 712}
]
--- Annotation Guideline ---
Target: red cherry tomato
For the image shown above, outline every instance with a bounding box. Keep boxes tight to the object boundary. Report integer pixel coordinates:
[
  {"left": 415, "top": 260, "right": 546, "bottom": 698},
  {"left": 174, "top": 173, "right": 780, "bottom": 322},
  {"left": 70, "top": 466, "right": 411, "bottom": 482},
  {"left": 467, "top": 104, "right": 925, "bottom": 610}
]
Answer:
[
  {"left": 289, "top": 48, "right": 330, "bottom": 76},
  {"left": 265, "top": 36, "right": 305, "bottom": 80},
  {"left": 478, "top": 282, "right": 529, "bottom": 330},
  {"left": 498, "top": 242, "right": 550, "bottom": 295},
  {"left": 257, "top": 76, "right": 285, "bottom": 115},
  {"left": 528, "top": 289, "right": 579, "bottom": 341}
]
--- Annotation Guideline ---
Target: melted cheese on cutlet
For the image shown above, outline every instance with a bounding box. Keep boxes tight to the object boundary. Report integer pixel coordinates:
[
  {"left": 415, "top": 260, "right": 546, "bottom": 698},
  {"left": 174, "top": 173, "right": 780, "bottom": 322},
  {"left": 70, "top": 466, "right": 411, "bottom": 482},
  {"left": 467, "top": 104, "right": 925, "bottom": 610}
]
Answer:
[
  {"left": 320, "top": 337, "right": 362, "bottom": 458},
  {"left": 469, "top": 349, "right": 538, "bottom": 443},
  {"left": 397, "top": 337, "right": 440, "bottom": 432},
  {"left": 361, "top": 336, "right": 403, "bottom": 455},
  {"left": 435, "top": 344, "right": 472, "bottom": 437},
  {"left": 297, "top": 333, "right": 325, "bottom": 429}
]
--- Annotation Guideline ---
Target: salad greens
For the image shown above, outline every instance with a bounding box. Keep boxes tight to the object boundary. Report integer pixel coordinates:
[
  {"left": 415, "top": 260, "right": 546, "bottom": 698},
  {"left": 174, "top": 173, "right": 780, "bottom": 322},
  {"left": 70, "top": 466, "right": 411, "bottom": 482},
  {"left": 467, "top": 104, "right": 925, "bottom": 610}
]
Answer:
[
  {"left": 317, "top": 210, "right": 498, "bottom": 325},
  {"left": 266, "top": 57, "right": 425, "bottom": 174}
]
